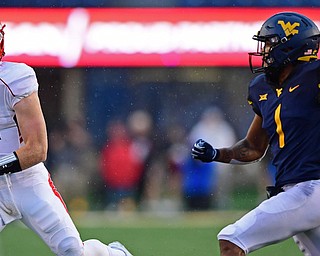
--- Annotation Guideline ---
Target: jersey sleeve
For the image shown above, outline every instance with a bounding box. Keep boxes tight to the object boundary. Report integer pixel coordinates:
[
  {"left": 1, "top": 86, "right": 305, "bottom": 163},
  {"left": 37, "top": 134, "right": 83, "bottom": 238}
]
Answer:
[
  {"left": 247, "top": 76, "right": 262, "bottom": 117},
  {"left": 8, "top": 64, "right": 39, "bottom": 108}
]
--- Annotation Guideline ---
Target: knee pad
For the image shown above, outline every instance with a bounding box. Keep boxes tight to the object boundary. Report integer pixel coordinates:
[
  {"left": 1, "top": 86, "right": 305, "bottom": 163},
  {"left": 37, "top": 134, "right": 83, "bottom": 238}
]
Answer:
[{"left": 57, "top": 236, "right": 84, "bottom": 256}]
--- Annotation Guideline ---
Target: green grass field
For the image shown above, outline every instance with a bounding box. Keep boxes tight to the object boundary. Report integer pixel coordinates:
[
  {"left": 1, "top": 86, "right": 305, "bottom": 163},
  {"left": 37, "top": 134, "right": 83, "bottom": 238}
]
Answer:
[{"left": 0, "top": 211, "right": 301, "bottom": 256}]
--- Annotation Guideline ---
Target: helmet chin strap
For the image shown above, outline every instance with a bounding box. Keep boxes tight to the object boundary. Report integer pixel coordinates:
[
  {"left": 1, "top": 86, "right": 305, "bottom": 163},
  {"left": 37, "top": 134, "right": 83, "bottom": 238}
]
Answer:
[
  {"left": 265, "top": 66, "right": 283, "bottom": 85},
  {"left": 265, "top": 43, "right": 309, "bottom": 85}
]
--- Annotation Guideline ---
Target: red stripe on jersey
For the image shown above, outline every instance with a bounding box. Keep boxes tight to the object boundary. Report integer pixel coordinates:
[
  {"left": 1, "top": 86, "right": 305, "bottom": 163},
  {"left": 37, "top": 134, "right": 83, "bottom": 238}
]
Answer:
[{"left": 47, "top": 173, "right": 68, "bottom": 212}]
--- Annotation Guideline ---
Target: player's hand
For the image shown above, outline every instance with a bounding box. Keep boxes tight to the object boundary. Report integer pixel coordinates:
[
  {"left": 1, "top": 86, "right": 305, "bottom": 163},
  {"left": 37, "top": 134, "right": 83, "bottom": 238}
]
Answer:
[{"left": 191, "top": 139, "right": 218, "bottom": 163}]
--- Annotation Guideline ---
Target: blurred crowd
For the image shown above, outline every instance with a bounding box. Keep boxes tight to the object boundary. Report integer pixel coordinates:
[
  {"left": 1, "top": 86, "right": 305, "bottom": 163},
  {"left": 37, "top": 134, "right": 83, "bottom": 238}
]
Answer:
[
  {"left": 47, "top": 106, "right": 274, "bottom": 213},
  {"left": 4, "top": 0, "right": 296, "bottom": 215}
]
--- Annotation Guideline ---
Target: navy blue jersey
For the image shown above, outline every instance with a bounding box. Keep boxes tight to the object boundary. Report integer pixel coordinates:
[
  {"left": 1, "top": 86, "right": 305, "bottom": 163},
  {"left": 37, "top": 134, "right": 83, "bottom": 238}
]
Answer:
[{"left": 248, "top": 60, "right": 320, "bottom": 187}]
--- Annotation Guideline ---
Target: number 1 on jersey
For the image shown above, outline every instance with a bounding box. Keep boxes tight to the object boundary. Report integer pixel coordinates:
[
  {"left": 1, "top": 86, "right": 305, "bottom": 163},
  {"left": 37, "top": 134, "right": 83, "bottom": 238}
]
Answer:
[{"left": 274, "top": 104, "right": 285, "bottom": 148}]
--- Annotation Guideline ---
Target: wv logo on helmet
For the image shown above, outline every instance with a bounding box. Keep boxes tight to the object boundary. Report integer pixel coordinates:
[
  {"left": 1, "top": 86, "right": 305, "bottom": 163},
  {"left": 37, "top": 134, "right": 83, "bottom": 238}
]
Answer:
[{"left": 278, "top": 20, "right": 300, "bottom": 37}]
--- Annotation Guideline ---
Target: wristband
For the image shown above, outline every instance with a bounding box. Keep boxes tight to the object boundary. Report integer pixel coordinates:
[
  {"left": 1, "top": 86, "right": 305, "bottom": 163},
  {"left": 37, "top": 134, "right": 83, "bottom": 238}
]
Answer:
[
  {"left": 0, "top": 152, "right": 22, "bottom": 175},
  {"left": 212, "top": 148, "right": 220, "bottom": 161}
]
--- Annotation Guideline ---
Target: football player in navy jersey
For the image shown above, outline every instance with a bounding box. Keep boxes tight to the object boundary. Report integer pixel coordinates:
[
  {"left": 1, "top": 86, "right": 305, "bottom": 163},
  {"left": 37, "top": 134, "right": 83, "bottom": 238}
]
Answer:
[{"left": 191, "top": 12, "right": 320, "bottom": 255}]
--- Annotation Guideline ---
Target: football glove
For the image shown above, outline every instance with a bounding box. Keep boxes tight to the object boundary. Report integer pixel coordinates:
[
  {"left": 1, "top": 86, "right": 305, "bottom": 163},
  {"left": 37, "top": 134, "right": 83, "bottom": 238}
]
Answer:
[{"left": 191, "top": 139, "right": 218, "bottom": 163}]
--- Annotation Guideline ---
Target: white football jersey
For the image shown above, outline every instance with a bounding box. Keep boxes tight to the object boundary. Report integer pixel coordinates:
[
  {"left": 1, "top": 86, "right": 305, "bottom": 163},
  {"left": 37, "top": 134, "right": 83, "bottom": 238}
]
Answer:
[{"left": 0, "top": 61, "right": 38, "bottom": 156}]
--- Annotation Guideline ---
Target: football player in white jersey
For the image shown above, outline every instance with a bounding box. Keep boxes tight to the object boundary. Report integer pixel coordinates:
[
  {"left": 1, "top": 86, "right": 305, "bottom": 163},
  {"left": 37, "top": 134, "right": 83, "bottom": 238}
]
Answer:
[{"left": 0, "top": 24, "right": 133, "bottom": 256}]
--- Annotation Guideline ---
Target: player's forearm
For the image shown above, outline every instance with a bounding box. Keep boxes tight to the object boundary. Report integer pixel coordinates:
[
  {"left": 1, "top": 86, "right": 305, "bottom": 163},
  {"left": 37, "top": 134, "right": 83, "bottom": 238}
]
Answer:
[
  {"left": 15, "top": 142, "right": 47, "bottom": 170},
  {"left": 0, "top": 144, "right": 46, "bottom": 174},
  {"left": 215, "top": 139, "right": 265, "bottom": 164},
  {"left": 13, "top": 92, "right": 48, "bottom": 170}
]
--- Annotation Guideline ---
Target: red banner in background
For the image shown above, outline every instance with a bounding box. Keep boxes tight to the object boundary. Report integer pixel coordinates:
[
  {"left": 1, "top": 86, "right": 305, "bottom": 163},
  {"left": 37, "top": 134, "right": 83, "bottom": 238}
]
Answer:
[{"left": 1, "top": 8, "right": 320, "bottom": 67}]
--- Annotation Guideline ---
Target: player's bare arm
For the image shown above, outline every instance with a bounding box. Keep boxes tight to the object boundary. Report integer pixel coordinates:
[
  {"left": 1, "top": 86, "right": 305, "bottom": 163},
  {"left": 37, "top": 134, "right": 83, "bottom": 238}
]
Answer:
[
  {"left": 192, "top": 114, "right": 269, "bottom": 164},
  {"left": 0, "top": 23, "right": 134, "bottom": 256},
  {"left": 217, "top": 114, "right": 269, "bottom": 164},
  {"left": 13, "top": 91, "right": 48, "bottom": 170}
]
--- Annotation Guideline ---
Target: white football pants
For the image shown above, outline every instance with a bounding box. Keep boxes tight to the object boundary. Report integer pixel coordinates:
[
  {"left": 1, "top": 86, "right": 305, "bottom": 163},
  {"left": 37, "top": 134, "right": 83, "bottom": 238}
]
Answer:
[
  {"left": 0, "top": 164, "right": 120, "bottom": 256},
  {"left": 218, "top": 179, "right": 320, "bottom": 255}
]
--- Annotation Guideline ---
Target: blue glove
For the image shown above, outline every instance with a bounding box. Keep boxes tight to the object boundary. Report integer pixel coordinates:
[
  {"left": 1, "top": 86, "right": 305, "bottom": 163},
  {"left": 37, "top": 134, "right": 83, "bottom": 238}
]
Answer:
[{"left": 191, "top": 139, "right": 218, "bottom": 163}]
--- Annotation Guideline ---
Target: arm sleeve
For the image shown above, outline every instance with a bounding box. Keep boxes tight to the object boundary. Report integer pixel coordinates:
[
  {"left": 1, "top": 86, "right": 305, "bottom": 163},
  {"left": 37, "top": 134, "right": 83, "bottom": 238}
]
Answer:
[
  {"left": 247, "top": 94, "right": 262, "bottom": 117},
  {"left": 8, "top": 64, "right": 39, "bottom": 108},
  {"left": 247, "top": 81, "right": 262, "bottom": 117}
]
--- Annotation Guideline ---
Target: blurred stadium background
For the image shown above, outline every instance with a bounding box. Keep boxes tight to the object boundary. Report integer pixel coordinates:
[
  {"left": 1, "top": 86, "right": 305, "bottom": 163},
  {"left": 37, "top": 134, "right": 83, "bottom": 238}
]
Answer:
[{"left": 0, "top": 1, "right": 318, "bottom": 255}]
